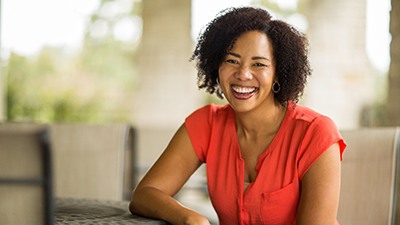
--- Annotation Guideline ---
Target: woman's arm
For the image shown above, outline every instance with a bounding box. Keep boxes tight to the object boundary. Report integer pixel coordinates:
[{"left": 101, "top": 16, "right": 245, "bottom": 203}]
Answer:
[
  {"left": 296, "top": 143, "right": 341, "bottom": 225},
  {"left": 129, "top": 124, "right": 210, "bottom": 225}
]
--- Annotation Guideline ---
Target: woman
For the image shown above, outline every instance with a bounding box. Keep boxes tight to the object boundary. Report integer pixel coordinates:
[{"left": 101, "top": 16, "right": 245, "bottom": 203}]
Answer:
[{"left": 130, "top": 6, "right": 346, "bottom": 225}]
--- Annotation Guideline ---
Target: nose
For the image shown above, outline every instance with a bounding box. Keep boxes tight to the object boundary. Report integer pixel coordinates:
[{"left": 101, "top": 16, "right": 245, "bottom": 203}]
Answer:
[{"left": 236, "top": 65, "right": 253, "bottom": 81}]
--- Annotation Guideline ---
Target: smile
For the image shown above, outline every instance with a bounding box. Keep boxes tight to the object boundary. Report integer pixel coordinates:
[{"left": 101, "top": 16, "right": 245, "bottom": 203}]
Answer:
[
  {"left": 231, "top": 85, "right": 257, "bottom": 100},
  {"left": 232, "top": 86, "right": 256, "bottom": 93}
]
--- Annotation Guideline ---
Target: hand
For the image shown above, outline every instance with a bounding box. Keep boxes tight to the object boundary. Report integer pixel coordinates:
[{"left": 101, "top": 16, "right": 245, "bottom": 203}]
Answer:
[{"left": 181, "top": 210, "right": 211, "bottom": 225}]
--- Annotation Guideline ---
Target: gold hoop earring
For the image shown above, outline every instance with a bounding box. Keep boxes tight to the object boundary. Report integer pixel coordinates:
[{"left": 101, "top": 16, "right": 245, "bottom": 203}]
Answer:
[{"left": 272, "top": 81, "right": 281, "bottom": 93}]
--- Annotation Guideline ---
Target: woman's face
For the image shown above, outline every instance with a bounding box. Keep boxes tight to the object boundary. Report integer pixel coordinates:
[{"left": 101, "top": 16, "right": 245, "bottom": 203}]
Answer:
[{"left": 218, "top": 30, "right": 276, "bottom": 113}]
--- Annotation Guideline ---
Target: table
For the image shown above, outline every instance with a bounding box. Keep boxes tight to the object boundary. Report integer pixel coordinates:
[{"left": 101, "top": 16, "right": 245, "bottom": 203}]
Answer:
[{"left": 55, "top": 198, "right": 169, "bottom": 225}]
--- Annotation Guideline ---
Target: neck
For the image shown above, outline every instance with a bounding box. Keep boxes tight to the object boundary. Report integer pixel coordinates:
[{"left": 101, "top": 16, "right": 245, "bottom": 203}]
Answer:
[{"left": 235, "top": 102, "right": 286, "bottom": 140}]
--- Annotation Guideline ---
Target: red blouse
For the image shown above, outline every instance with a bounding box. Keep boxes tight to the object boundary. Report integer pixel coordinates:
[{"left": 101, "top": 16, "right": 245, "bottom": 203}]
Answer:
[{"left": 185, "top": 102, "right": 346, "bottom": 225}]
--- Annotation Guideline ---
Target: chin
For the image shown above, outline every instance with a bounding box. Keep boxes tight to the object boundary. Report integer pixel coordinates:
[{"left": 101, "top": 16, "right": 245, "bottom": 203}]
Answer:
[{"left": 230, "top": 102, "right": 257, "bottom": 114}]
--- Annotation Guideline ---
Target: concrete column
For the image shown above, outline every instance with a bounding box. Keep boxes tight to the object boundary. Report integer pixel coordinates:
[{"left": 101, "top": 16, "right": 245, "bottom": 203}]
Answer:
[
  {"left": 303, "top": 0, "right": 375, "bottom": 129},
  {"left": 134, "top": 0, "right": 203, "bottom": 167},
  {"left": 386, "top": 0, "right": 400, "bottom": 125}
]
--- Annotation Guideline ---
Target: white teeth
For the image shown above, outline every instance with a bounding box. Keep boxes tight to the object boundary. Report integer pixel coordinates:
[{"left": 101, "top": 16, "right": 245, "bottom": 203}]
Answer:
[{"left": 232, "top": 86, "right": 256, "bottom": 94}]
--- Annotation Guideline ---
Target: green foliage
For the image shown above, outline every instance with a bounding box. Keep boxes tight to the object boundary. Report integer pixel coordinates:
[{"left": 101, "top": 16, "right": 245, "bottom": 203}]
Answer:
[
  {"left": 4, "top": 0, "right": 139, "bottom": 123},
  {"left": 4, "top": 51, "right": 108, "bottom": 123}
]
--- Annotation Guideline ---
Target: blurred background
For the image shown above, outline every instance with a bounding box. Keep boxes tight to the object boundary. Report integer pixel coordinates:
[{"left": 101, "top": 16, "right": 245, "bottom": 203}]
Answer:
[
  {"left": 1, "top": 0, "right": 399, "bottom": 175},
  {"left": 1, "top": 0, "right": 399, "bottom": 222}
]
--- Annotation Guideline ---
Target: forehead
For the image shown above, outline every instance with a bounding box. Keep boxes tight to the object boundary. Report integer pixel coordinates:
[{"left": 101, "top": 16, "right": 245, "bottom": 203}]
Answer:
[{"left": 229, "top": 31, "right": 273, "bottom": 57}]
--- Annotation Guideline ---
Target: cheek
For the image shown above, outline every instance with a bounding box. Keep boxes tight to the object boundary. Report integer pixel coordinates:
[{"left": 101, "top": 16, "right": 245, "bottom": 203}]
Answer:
[
  {"left": 218, "top": 64, "right": 227, "bottom": 74},
  {"left": 217, "top": 68, "right": 230, "bottom": 93},
  {"left": 262, "top": 70, "right": 275, "bottom": 83},
  {"left": 218, "top": 66, "right": 230, "bottom": 81}
]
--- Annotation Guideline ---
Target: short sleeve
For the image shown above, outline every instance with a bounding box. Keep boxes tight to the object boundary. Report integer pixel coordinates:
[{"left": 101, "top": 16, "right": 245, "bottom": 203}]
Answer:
[
  {"left": 297, "top": 116, "right": 346, "bottom": 179},
  {"left": 184, "top": 105, "right": 214, "bottom": 163}
]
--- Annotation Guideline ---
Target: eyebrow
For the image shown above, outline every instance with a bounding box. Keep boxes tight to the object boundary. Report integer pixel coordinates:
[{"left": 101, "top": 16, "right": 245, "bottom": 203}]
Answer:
[{"left": 226, "top": 52, "right": 271, "bottom": 61}]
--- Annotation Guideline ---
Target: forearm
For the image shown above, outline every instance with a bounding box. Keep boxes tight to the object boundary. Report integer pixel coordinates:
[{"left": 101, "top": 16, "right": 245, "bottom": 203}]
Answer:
[{"left": 129, "top": 186, "right": 209, "bottom": 225}]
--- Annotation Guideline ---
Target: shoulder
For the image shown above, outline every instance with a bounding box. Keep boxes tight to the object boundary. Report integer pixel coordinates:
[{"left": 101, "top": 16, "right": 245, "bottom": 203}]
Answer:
[
  {"left": 197, "top": 103, "right": 231, "bottom": 114},
  {"left": 185, "top": 103, "right": 232, "bottom": 137},
  {"left": 290, "top": 102, "right": 337, "bottom": 130},
  {"left": 290, "top": 103, "right": 345, "bottom": 177},
  {"left": 186, "top": 103, "right": 231, "bottom": 122},
  {"left": 184, "top": 104, "right": 231, "bottom": 162},
  {"left": 285, "top": 102, "right": 341, "bottom": 148}
]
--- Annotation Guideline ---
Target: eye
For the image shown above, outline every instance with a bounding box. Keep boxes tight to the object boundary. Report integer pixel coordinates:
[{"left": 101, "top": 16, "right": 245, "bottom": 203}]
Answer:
[
  {"left": 226, "top": 59, "right": 239, "bottom": 64},
  {"left": 254, "top": 62, "right": 266, "bottom": 67}
]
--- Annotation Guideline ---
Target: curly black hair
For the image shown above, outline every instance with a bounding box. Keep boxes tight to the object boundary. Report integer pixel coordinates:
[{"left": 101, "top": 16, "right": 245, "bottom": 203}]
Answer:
[{"left": 190, "top": 6, "right": 311, "bottom": 106}]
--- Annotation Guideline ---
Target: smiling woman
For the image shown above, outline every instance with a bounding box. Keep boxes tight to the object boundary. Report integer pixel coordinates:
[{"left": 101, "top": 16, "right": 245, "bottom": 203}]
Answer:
[
  {"left": 130, "top": 6, "right": 346, "bottom": 225},
  {"left": 192, "top": 7, "right": 310, "bottom": 106}
]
